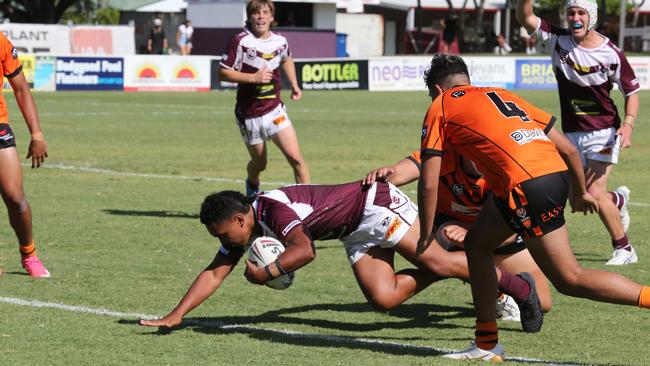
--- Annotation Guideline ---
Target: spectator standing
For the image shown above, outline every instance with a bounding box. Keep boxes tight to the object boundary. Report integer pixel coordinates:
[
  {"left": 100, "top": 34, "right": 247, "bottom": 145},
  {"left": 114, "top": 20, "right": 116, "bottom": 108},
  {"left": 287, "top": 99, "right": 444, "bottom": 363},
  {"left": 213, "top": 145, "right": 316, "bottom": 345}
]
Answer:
[
  {"left": 440, "top": 14, "right": 458, "bottom": 54},
  {"left": 147, "top": 18, "right": 167, "bottom": 54},
  {"left": 177, "top": 20, "right": 194, "bottom": 55}
]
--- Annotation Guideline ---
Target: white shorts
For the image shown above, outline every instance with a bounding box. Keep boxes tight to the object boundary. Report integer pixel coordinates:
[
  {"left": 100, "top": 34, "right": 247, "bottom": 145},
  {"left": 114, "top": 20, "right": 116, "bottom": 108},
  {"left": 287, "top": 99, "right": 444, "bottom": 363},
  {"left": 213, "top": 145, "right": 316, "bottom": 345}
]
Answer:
[
  {"left": 565, "top": 128, "right": 620, "bottom": 165},
  {"left": 341, "top": 183, "right": 418, "bottom": 265},
  {"left": 237, "top": 104, "right": 292, "bottom": 145}
]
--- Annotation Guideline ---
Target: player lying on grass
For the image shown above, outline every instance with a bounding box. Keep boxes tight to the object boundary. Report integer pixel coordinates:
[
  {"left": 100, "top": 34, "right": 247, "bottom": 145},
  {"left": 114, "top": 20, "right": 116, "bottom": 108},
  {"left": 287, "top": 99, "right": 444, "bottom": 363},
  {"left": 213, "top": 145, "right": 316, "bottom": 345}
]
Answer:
[
  {"left": 140, "top": 181, "right": 543, "bottom": 330},
  {"left": 363, "top": 148, "right": 552, "bottom": 319},
  {"left": 415, "top": 53, "right": 650, "bottom": 361}
]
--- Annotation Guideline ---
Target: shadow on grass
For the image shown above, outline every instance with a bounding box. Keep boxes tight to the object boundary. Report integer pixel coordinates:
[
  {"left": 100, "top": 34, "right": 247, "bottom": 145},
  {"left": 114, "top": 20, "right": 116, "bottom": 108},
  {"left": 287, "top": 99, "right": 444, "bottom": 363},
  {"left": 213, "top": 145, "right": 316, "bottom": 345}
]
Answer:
[
  {"left": 102, "top": 209, "right": 198, "bottom": 219},
  {"left": 127, "top": 301, "right": 473, "bottom": 336},
  {"left": 572, "top": 251, "right": 607, "bottom": 263},
  {"left": 1, "top": 271, "right": 28, "bottom": 276},
  {"left": 121, "top": 303, "right": 622, "bottom": 365}
]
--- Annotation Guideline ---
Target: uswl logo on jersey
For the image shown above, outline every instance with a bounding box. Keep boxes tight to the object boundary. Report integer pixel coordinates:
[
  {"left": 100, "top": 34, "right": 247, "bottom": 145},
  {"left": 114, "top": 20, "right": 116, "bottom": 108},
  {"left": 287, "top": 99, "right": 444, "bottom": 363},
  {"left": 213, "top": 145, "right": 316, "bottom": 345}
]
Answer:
[
  {"left": 452, "top": 184, "right": 464, "bottom": 196},
  {"left": 246, "top": 47, "right": 257, "bottom": 60}
]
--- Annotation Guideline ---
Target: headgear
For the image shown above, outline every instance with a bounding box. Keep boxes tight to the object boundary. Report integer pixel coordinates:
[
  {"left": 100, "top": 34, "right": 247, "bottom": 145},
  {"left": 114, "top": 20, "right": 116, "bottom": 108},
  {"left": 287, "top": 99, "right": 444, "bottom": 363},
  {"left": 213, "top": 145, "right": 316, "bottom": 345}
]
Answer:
[{"left": 566, "top": 0, "right": 598, "bottom": 30}]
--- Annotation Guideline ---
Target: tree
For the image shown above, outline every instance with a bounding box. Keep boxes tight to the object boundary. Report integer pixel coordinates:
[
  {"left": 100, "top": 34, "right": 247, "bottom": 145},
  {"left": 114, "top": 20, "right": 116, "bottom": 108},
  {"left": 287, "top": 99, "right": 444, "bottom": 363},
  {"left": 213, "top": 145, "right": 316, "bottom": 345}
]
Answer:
[{"left": 0, "top": 0, "right": 83, "bottom": 24}]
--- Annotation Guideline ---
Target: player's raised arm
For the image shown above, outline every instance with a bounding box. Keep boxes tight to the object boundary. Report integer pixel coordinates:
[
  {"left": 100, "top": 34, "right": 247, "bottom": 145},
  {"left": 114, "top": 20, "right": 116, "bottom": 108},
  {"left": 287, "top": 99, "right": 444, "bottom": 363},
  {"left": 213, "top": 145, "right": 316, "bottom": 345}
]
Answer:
[
  {"left": 516, "top": 0, "right": 540, "bottom": 34},
  {"left": 139, "top": 253, "right": 239, "bottom": 328},
  {"left": 8, "top": 71, "right": 48, "bottom": 168},
  {"left": 244, "top": 224, "right": 315, "bottom": 284},
  {"left": 416, "top": 154, "right": 442, "bottom": 256},
  {"left": 546, "top": 128, "right": 598, "bottom": 214}
]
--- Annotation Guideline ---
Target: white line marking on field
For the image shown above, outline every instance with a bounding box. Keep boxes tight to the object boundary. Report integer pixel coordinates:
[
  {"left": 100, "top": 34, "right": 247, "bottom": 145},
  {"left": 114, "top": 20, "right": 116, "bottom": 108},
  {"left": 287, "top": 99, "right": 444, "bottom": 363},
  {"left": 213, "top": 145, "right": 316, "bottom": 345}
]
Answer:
[
  {"left": 27, "top": 163, "right": 650, "bottom": 208},
  {"left": 0, "top": 296, "right": 593, "bottom": 366},
  {"left": 0, "top": 296, "right": 158, "bottom": 320},
  {"left": 31, "top": 163, "right": 293, "bottom": 187}
]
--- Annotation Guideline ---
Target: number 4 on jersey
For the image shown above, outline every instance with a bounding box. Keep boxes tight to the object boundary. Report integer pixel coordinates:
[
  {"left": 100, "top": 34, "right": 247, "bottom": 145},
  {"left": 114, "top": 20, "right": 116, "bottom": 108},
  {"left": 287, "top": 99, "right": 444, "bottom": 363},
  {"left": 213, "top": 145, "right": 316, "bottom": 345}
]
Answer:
[{"left": 486, "top": 91, "right": 530, "bottom": 122}]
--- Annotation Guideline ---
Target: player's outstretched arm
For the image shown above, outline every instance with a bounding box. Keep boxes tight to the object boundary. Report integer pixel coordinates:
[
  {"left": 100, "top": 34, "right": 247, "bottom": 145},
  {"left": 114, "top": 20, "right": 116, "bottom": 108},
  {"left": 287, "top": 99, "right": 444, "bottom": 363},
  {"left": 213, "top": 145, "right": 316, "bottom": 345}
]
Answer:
[
  {"left": 281, "top": 57, "right": 302, "bottom": 101},
  {"left": 547, "top": 128, "right": 598, "bottom": 214},
  {"left": 219, "top": 66, "right": 273, "bottom": 85},
  {"left": 8, "top": 71, "right": 48, "bottom": 168},
  {"left": 417, "top": 155, "right": 442, "bottom": 256},
  {"left": 516, "top": 0, "right": 540, "bottom": 34},
  {"left": 244, "top": 225, "right": 315, "bottom": 284},
  {"left": 139, "top": 254, "right": 236, "bottom": 328},
  {"left": 363, "top": 157, "right": 420, "bottom": 187}
]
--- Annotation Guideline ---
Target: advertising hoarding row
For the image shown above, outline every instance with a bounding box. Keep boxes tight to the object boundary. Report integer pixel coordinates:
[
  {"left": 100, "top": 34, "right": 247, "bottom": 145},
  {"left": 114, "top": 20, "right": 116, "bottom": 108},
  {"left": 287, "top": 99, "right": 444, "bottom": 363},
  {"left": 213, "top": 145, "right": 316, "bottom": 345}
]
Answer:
[{"left": 4, "top": 54, "right": 650, "bottom": 92}]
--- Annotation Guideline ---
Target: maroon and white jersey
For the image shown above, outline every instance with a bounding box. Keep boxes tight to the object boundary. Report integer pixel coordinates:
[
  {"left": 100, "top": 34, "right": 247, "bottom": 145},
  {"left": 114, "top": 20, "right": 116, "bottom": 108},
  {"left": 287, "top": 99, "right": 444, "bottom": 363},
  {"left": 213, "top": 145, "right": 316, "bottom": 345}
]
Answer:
[
  {"left": 220, "top": 29, "right": 291, "bottom": 119},
  {"left": 535, "top": 19, "right": 640, "bottom": 132},
  {"left": 251, "top": 181, "right": 381, "bottom": 243}
]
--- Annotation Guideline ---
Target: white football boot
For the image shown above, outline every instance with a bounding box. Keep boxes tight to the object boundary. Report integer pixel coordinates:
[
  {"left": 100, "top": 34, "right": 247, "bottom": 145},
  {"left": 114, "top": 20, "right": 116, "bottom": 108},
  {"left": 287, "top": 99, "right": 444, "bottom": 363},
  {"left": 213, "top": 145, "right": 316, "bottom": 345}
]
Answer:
[
  {"left": 495, "top": 294, "right": 520, "bottom": 322},
  {"left": 606, "top": 246, "right": 638, "bottom": 266},
  {"left": 444, "top": 341, "right": 504, "bottom": 362}
]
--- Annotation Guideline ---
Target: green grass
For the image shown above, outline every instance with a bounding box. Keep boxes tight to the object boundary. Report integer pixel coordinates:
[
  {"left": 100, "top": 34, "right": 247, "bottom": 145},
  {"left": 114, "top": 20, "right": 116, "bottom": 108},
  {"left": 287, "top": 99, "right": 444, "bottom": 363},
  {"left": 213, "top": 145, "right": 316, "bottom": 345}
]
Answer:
[{"left": 0, "top": 89, "right": 648, "bottom": 365}]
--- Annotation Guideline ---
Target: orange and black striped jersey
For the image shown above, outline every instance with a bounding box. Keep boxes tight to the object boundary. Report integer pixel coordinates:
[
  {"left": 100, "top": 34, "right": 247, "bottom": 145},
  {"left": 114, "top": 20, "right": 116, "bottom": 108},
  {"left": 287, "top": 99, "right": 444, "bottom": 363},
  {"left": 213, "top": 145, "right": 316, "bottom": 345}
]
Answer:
[
  {"left": 409, "top": 149, "right": 488, "bottom": 223},
  {"left": 0, "top": 33, "right": 22, "bottom": 124},
  {"left": 420, "top": 86, "right": 567, "bottom": 198}
]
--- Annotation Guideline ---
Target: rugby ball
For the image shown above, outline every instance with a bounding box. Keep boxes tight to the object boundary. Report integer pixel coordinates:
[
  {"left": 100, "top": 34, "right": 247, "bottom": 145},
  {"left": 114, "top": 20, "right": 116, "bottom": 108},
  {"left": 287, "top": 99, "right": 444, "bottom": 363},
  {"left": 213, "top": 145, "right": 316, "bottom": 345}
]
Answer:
[{"left": 248, "top": 236, "right": 295, "bottom": 290}]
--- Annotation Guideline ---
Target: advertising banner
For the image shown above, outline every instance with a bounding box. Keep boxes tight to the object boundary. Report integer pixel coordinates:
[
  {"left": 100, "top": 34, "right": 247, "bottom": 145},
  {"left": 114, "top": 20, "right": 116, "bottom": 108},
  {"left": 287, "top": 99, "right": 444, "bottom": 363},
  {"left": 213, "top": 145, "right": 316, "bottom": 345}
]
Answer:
[
  {"left": 55, "top": 57, "right": 124, "bottom": 91},
  {"left": 464, "top": 57, "right": 516, "bottom": 89},
  {"left": 368, "top": 56, "right": 428, "bottom": 91},
  {"left": 35, "top": 56, "right": 56, "bottom": 91},
  {"left": 296, "top": 59, "right": 368, "bottom": 90},
  {"left": 628, "top": 57, "right": 650, "bottom": 90},
  {"left": 123, "top": 55, "right": 211, "bottom": 91},
  {"left": 0, "top": 23, "right": 70, "bottom": 54},
  {"left": 515, "top": 58, "right": 557, "bottom": 90},
  {"left": 70, "top": 26, "right": 135, "bottom": 55}
]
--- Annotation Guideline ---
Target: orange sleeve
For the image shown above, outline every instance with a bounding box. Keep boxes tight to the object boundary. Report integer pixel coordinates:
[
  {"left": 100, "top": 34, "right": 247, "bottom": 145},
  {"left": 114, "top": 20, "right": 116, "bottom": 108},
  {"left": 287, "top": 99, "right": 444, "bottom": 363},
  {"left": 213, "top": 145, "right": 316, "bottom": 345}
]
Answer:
[
  {"left": 420, "top": 101, "right": 445, "bottom": 158},
  {"left": 0, "top": 34, "right": 22, "bottom": 78},
  {"left": 407, "top": 150, "right": 421, "bottom": 166}
]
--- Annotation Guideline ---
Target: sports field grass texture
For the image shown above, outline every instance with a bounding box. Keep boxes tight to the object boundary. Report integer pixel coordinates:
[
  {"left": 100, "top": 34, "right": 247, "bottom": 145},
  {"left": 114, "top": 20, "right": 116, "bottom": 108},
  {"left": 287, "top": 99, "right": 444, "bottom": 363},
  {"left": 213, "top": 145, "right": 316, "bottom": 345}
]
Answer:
[{"left": 0, "top": 90, "right": 648, "bottom": 365}]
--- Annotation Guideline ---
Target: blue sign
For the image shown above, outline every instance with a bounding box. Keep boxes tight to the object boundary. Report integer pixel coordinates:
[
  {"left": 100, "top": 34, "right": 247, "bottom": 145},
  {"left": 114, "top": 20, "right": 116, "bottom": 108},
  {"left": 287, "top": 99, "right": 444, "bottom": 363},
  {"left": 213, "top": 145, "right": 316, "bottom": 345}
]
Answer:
[
  {"left": 515, "top": 59, "right": 557, "bottom": 90},
  {"left": 55, "top": 57, "right": 124, "bottom": 90}
]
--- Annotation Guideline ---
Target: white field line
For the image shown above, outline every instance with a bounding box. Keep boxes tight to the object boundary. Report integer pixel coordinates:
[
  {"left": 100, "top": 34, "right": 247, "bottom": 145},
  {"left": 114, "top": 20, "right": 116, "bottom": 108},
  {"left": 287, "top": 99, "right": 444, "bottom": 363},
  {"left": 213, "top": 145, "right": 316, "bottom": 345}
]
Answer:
[
  {"left": 0, "top": 296, "right": 593, "bottom": 366},
  {"left": 30, "top": 163, "right": 650, "bottom": 208}
]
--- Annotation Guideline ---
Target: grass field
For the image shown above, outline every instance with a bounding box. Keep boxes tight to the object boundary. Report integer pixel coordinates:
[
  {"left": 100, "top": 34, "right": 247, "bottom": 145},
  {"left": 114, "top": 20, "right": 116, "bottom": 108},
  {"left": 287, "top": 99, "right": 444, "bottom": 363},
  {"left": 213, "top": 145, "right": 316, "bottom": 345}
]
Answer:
[{"left": 0, "top": 89, "right": 648, "bottom": 365}]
